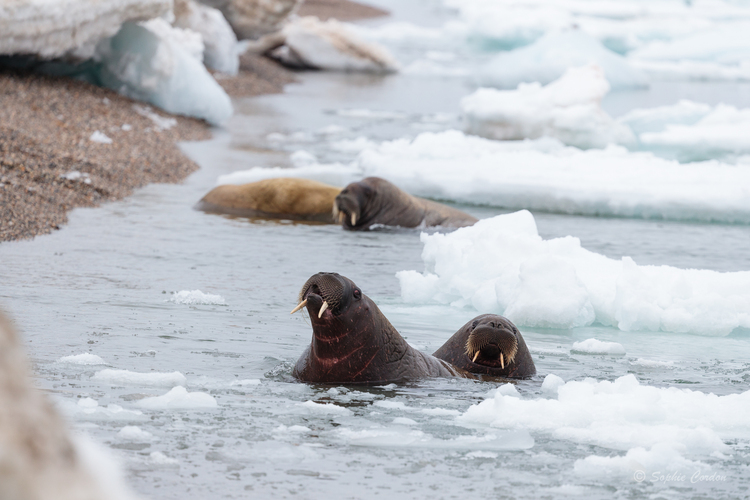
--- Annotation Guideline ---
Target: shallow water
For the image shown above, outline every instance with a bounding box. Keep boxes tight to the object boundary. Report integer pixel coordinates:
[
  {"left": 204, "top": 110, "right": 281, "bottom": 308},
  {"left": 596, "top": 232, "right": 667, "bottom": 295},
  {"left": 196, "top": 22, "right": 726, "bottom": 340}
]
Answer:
[{"left": 2, "top": 2, "right": 750, "bottom": 499}]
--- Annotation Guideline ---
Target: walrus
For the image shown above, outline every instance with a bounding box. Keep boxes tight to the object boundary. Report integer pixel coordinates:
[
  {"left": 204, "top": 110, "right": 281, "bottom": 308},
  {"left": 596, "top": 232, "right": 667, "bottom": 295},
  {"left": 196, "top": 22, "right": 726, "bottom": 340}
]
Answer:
[
  {"left": 333, "top": 177, "right": 478, "bottom": 230},
  {"left": 195, "top": 178, "right": 340, "bottom": 222},
  {"left": 433, "top": 314, "right": 536, "bottom": 379},
  {"left": 290, "top": 272, "right": 469, "bottom": 384}
]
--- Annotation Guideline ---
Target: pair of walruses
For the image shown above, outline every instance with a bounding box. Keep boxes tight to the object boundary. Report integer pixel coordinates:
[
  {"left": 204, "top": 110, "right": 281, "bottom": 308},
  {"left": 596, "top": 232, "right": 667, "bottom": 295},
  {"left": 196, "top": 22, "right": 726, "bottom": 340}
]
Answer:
[{"left": 196, "top": 176, "right": 478, "bottom": 230}]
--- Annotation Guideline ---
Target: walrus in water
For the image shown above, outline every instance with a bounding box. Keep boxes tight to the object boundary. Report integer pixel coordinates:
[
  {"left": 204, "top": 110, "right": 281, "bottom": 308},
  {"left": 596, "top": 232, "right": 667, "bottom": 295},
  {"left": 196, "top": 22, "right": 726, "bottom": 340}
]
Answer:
[
  {"left": 333, "top": 177, "right": 478, "bottom": 230},
  {"left": 196, "top": 178, "right": 340, "bottom": 222},
  {"left": 290, "top": 273, "right": 535, "bottom": 384},
  {"left": 433, "top": 314, "right": 536, "bottom": 379},
  {"left": 290, "top": 272, "right": 468, "bottom": 384}
]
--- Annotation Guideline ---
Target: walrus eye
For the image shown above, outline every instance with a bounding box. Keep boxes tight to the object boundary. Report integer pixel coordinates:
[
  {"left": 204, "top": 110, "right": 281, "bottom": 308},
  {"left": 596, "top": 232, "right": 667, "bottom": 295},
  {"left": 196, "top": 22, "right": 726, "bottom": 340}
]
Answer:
[
  {"left": 471, "top": 320, "right": 479, "bottom": 329},
  {"left": 353, "top": 289, "right": 361, "bottom": 299}
]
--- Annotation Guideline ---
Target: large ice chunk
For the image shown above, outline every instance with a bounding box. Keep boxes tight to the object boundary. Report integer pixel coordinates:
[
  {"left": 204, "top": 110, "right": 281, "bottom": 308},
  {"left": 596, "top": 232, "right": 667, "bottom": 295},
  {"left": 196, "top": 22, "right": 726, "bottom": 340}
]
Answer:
[
  {"left": 174, "top": 0, "right": 240, "bottom": 75},
  {"left": 354, "top": 130, "right": 750, "bottom": 224},
  {"left": 95, "top": 20, "right": 233, "bottom": 125},
  {"left": 479, "top": 30, "right": 649, "bottom": 90},
  {"left": 457, "top": 373, "right": 750, "bottom": 468},
  {"left": 462, "top": 65, "right": 635, "bottom": 148},
  {"left": 272, "top": 17, "right": 399, "bottom": 73},
  {"left": 396, "top": 210, "right": 750, "bottom": 335},
  {"left": 0, "top": 0, "right": 170, "bottom": 59}
]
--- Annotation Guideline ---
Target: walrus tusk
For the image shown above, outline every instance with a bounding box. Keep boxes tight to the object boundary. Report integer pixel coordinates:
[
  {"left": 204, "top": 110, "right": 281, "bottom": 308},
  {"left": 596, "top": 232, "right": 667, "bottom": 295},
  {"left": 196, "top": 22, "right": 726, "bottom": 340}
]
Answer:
[
  {"left": 351, "top": 213, "right": 357, "bottom": 226},
  {"left": 290, "top": 299, "right": 308, "bottom": 314},
  {"left": 500, "top": 353, "right": 504, "bottom": 369},
  {"left": 472, "top": 351, "right": 480, "bottom": 363},
  {"left": 318, "top": 301, "right": 329, "bottom": 318}
]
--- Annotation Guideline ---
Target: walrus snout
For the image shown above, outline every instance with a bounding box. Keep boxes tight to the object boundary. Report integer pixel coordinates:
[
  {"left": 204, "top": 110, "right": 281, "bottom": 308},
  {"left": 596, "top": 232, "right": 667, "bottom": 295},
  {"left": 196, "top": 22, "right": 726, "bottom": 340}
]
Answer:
[
  {"left": 465, "top": 320, "right": 519, "bottom": 369},
  {"left": 290, "top": 272, "right": 361, "bottom": 318},
  {"left": 334, "top": 190, "right": 362, "bottom": 227}
]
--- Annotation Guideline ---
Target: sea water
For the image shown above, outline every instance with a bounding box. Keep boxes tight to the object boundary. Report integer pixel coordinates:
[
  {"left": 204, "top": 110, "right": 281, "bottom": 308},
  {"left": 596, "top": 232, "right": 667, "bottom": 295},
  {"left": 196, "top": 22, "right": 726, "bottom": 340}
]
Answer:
[{"left": 1, "top": 0, "right": 750, "bottom": 498}]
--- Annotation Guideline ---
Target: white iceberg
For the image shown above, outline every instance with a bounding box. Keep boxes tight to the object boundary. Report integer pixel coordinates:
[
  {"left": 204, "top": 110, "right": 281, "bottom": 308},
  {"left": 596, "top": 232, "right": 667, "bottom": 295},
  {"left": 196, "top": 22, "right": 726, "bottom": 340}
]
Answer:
[
  {"left": 95, "top": 19, "right": 233, "bottom": 125},
  {"left": 397, "top": 210, "right": 750, "bottom": 335},
  {"left": 462, "top": 65, "right": 634, "bottom": 149},
  {"left": 479, "top": 30, "right": 649, "bottom": 90}
]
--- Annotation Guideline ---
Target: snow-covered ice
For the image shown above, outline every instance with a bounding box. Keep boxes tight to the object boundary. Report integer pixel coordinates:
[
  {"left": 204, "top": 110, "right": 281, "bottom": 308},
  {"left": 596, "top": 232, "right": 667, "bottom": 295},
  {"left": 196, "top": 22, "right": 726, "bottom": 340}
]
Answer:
[
  {"left": 169, "top": 290, "right": 226, "bottom": 305},
  {"left": 136, "top": 386, "right": 218, "bottom": 410},
  {"left": 397, "top": 210, "right": 750, "bottom": 335},
  {"left": 571, "top": 339, "right": 626, "bottom": 356},
  {"left": 458, "top": 373, "right": 750, "bottom": 475},
  {"left": 478, "top": 31, "right": 649, "bottom": 90},
  {"left": 95, "top": 20, "right": 232, "bottom": 125},
  {"left": 462, "top": 65, "right": 634, "bottom": 148},
  {"left": 58, "top": 353, "right": 107, "bottom": 365},
  {"left": 92, "top": 369, "right": 188, "bottom": 387}
]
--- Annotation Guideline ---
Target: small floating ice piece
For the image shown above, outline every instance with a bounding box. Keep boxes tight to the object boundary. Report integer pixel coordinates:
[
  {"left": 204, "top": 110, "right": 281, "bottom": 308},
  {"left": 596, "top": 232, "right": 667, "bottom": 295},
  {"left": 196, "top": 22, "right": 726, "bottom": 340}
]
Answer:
[
  {"left": 92, "top": 369, "right": 187, "bottom": 387},
  {"left": 116, "top": 426, "right": 156, "bottom": 442},
  {"left": 479, "top": 30, "right": 649, "bottom": 90},
  {"left": 136, "top": 386, "right": 218, "bottom": 410},
  {"left": 169, "top": 290, "right": 226, "bottom": 305},
  {"left": 299, "top": 400, "right": 353, "bottom": 416},
  {"left": 57, "top": 353, "right": 106, "bottom": 365},
  {"left": 462, "top": 65, "right": 634, "bottom": 149},
  {"left": 571, "top": 339, "right": 626, "bottom": 356}
]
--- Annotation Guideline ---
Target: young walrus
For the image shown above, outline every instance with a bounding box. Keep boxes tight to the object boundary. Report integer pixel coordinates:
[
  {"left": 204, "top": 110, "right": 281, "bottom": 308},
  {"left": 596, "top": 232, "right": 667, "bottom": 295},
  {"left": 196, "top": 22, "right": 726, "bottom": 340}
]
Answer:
[
  {"left": 195, "top": 178, "right": 341, "bottom": 222},
  {"left": 333, "top": 177, "right": 478, "bottom": 230}
]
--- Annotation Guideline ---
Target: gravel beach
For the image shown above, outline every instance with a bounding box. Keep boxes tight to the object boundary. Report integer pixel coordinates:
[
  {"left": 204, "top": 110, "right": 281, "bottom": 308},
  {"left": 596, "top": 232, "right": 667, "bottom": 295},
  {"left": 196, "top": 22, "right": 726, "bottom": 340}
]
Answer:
[{"left": 0, "top": 0, "right": 387, "bottom": 243}]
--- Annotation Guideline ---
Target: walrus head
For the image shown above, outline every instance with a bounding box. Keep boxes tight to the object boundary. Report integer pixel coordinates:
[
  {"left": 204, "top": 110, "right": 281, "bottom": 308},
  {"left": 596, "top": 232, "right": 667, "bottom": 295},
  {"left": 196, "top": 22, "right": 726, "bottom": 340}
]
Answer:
[
  {"left": 465, "top": 317, "right": 519, "bottom": 370},
  {"left": 291, "top": 272, "right": 363, "bottom": 326},
  {"left": 432, "top": 314, "right": 536, "bottom": 378},
  {"left": 333, "top": 181, "right": 374, "bottom": 229}
]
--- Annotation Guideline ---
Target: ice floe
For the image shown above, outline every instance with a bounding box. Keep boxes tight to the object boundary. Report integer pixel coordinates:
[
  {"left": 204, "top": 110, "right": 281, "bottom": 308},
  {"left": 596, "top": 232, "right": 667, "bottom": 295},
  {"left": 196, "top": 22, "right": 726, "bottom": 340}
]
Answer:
[
  {"left": 61, "top": 397, "right": 147, "bottom": 422},
  {"left": 397, "top": 210, "right": 750, "bottom": 335},
  {"left": 116, "top": 426, "right": 157, "bottom": 442},
  {"left": 478, "top": 30, "right": 649, "bottom": 90},
  {"left": 92, "top": 369, "right": 187, "bottom": 387},
  {"left": 571, "top": 339, "right": 626, "bottom": 356},
  {"left": 457, "top": 373, "right": 750, "bottom": 473},
  {"left": 169, "top": 290, "right": 226, "bottom": 305},
  {"left": 57, "top": 353, "right": 107, "bottom": 365},
  {"left": 136, "top": 386, "right": 218, "bottom": 410},
  {"left": 95, "top": 20, "right": 233, "bottom": 125},
  {"left": 462, "top": 65, "right": 634, "bottom": 148}
]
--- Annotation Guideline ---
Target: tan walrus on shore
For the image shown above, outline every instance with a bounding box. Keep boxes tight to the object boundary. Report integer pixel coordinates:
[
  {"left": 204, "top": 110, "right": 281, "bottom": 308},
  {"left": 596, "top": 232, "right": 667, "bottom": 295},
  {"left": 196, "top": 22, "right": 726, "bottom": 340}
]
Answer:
[
  {"left": 0, "top": 311, "right": 136, "bottom": 500},
  {"left": 195, "top": 178, "right": 341, "bottom": 222}
]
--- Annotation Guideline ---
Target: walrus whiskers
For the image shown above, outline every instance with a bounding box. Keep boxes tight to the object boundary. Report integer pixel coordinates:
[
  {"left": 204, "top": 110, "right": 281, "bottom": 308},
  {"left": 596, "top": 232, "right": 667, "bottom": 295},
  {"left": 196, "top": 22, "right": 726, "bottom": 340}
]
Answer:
[
  {"left": 318, "top": 301, "right": 329, "bottom": 318},
  {"left": 290, "top": 299, "right": 308, "bottom": 314}
]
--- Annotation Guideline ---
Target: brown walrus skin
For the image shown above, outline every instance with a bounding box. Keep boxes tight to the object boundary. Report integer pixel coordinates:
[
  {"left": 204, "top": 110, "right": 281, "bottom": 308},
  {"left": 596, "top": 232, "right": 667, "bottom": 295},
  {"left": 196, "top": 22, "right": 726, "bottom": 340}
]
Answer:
[
  {"left": 291, "top": 272, "right": 471, "bottom": 385},
  {"left": 195, "top": 178, "right": 341, "bottom": 222},
  {"left": 433, "top": 314, "right": 536, "bottom": 379},
  {"left": 334, "top": 177, "right": 478, "bottom": 230}
]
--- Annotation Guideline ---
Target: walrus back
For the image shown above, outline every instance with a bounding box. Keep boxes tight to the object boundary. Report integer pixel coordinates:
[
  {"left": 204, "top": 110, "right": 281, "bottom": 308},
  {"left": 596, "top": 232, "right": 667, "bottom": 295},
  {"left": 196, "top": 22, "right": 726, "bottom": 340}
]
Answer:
[{"left": 196, "top": 178, "right": 341, "bottom": 222}]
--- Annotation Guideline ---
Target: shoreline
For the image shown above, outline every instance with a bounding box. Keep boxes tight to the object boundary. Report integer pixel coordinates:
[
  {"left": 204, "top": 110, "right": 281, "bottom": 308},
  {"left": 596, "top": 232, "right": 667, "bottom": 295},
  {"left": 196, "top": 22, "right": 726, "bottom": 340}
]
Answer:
[{"left": 0, "top": 0, "right": 388, "bottom": 243}]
